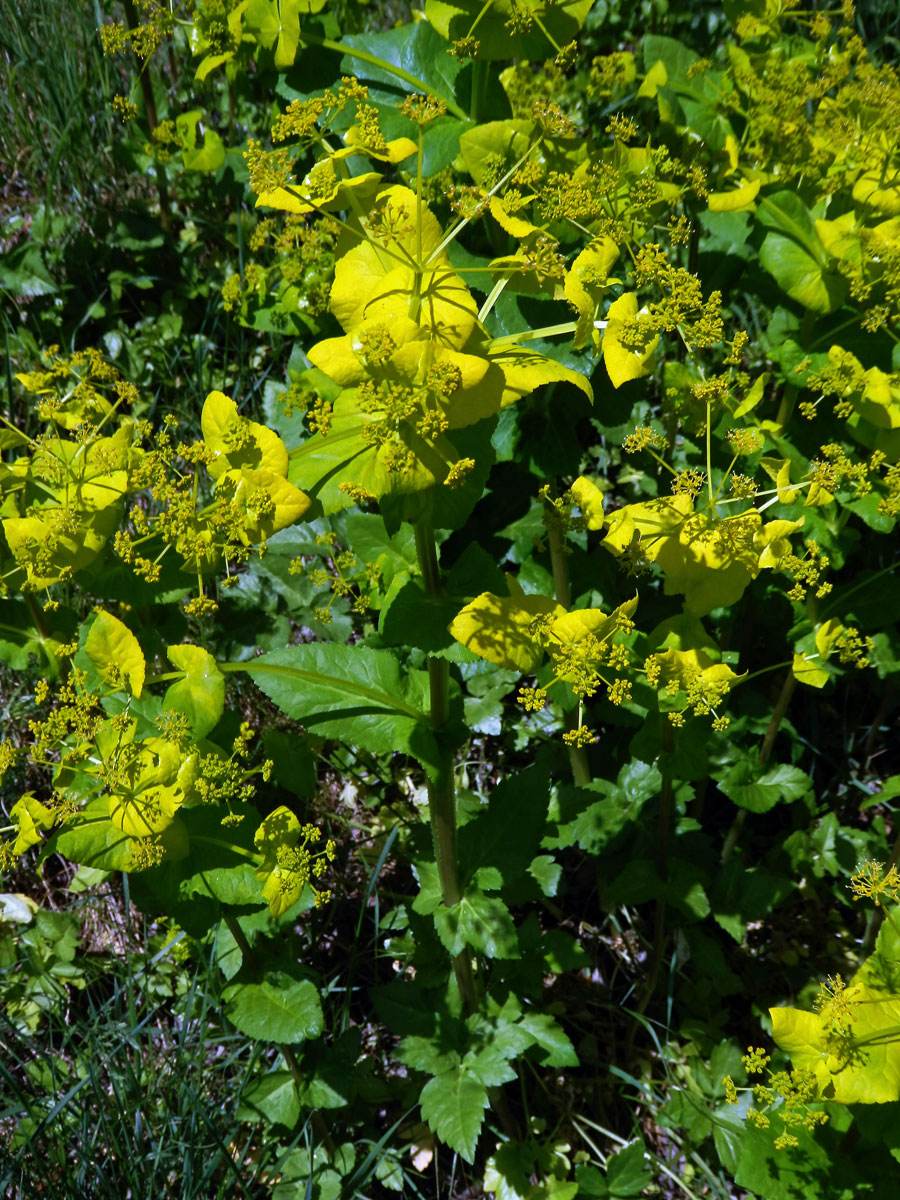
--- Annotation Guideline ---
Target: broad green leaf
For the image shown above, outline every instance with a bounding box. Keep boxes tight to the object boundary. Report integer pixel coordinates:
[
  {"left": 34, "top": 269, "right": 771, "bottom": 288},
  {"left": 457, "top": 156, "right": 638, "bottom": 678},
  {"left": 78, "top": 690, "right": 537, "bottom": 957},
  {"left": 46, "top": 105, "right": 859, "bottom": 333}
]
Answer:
[
  {"left": 434, "top": 889, "right": 519, "bottom": 958},
  {"left": 424, "top": 0, "right": 593, "bottom": 61},
  {"left": 223, "top": 975, "right": 323, "bottom": 1043},
  {"left": 606, "top": 1139, "right": 653, "bottom": 1197},
  {"left": 516, "top": 1011, "right": 578, "bottom": 1067},
  {"left": 50, "top": 797, "right": 134, "bottom": 872},
  {"left": 237, "top": 1070, "right": 301, "bottom": 1126},
  {"left": 757, "top": 192, "right": 847, "bottom": 314},
  {"left": 719, "top": 763, "right": 812, "bottom": 813},
  {"left": 602, "top": 292, "right": 658, "bottom": 389},
  {"left": 243, "top": 643, "right": 439, "bottom": 771},
  {"left": 419, "top": 1067, "right": 488, "bottom": 1162},
  {"left": 164, "top": 644, "right": 224, "bottom": 738},
  {"left": 449, "top": 588, "right": 563, "bottom": 671},
  {"left": 85, "top": 610, "right": 145, "bottom": 697}
]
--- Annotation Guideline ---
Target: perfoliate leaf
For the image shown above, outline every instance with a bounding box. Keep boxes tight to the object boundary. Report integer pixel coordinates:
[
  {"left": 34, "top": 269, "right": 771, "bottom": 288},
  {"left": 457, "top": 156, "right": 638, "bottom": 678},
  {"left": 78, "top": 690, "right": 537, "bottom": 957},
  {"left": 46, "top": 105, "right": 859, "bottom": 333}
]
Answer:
[
  {"left": 570, "top": 476, "right": 605, "bottom": 528},
  {"left": 602, "top": 292, "right": 658, "bottom": 389},
  {"left": 449, "top": 589, "right": 564, "bottom": 671},
  {"left": 565, "top": 239, "right": 620, "bottom": 350},
  {"left": 201, "top": 390, "right": 289, "bottom": 480},
  {"left": 771, "top": 908, "right": 900, "bottom": 1103},
  {"left": 164, "top": 644, "right": 224, "bottom": 738},
  {"left": 85, "top": 610, "right": 145, "bottom": 697}
]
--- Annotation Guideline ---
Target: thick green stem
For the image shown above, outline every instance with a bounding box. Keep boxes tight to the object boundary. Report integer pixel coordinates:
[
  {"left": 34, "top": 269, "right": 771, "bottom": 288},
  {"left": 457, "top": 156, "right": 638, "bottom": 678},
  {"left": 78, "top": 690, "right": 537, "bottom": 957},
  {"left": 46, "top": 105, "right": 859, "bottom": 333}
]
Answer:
[
  {"left": 413, "top": 521, "right": 478, "bottom": 1011},
  {"left": 470, "top": 57, "right": 489, "bottom": 123},
  {"left": 544, "top": 497, "right": 590, "bottom": 787}
]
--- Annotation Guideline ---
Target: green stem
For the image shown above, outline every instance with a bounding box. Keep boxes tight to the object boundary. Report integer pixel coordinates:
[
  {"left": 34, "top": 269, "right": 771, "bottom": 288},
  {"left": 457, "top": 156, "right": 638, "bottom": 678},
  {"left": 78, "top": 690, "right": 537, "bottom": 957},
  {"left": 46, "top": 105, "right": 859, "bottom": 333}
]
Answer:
[
  {"left": 470, "top": 56, "right": 489, "bottom": 123},
  {"left": 299, "top": 29, "right": 468, "bottom": 121},
  {"left": 413, "top": 520, "right": 478, "bottom": 1012},
  {"left": 222, "top": 913, "right": 336, "bottom": 1153},
  {"left": 774, "top": 309, "right": 815, "bottom": 427},
  {"left": 628, "top": 719, "right": 674, "bottom": 1041},
  {"left": 123, "top": 0, "right": 172, "bottom": 233},
  {"left": 543, "top": 496, "right": 590, "bottom": 787}
]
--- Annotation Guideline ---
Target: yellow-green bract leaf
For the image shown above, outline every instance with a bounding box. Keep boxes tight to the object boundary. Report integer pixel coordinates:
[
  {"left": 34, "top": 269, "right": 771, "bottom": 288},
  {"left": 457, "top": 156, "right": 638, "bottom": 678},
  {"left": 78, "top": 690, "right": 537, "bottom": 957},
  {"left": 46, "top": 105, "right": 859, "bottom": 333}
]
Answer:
[
  {"left": 449, "top": 590, "right": 564, "bottom": 671},
  {"left": 771, "top": 908, "right": 900, "bottom": 1103},
  {"left": 859, "top": 366, "right": 900, "bottom": 430},
  {"left": 255, "top": 170, "right": 382, "bottom": 217},
  {"left": 176, "top": 111, "right": 226, "bottom": 172},
  {"left": 2, "top": 507, "right": 120, "bottom": 589},
  {"left": 485, "top": 346, "right": 593, "bottom": 406},
  {"left": 489, "top": 196, "right": 538, "bottom": 239},
  {"left": 425, "top": 0, "right": 592, "bottom": 61},
  {"left": 10, "top": 793, "right": 55, "bottom": 855},
  {"left": 104, "top": 737, "right": 186, "bottom": 838},
  {"left": 602, "top": 493, "right": 694, "bottom": 559},
  {"left": 637, "top": 59, "right": 667, "bottom": 98},
  {"left": 602, "top": 293, "right": 658, "bottom": 389},
  {"left": 793, "top": 619, "right": 844, "bottom": 689},
  {"left": 85, "top": 610, "right": 145, "bottom": 697},
  {"left": 853, "top": 164, "right": 900, "bottom": 216},
  {"left": 217, "top": 467, "right": 311, "bottom": 538},
  {"left": 201, "top": 391, "right": 289, "bottom": 480},
  {"left": 570, "top": 476, "right": 605, "bottom": 528},
  {"left": 254, "top": 806, "right": 306, "bottom": 917},
  {"left": 707, "top": 179, "right": 760, "bottom": 212},
  {"left": 733, "top": 373, "right": 768, "bottom": 418},
  {"left": 814, "top": 210, "right": 860, "bottom": 263},
  {"left": 343, "top": 126, "right": 417, "bottom": 163},
  {"left": 565, "top": 238, "right": 619, "bottom": 350},
  {"left": 288, "top": 391, "right": 464, "bottom": 511},
  {"left": 164, "top": 644, "right": 225, "bottom": 739}
]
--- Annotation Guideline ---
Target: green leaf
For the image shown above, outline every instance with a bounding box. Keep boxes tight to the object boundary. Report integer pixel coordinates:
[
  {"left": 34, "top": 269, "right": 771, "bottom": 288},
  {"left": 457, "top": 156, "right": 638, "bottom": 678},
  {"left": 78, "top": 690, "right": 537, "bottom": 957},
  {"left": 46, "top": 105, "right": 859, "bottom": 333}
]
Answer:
[
  {"left": 49, "top": 798, "right": 134, "bottom": 872},
  {"left": 223, "top": 975, "right": 323, "bottom": 1044},
  {"left": 517, "top": 1011, "right": 578, "bottom": 1067},
  {"left": 163, "top": 643, "right": 224, "bottom": 738},
  {"left": 719, "top": 763, "right": 812, "bottom": 813},
  {"left": 434, "top": 890, "right": 519, "bottom": 958},
  {"left": 424, "top": 0, "right": 593, "bottom": 61},
  {"left": 757, "top": 191, "right": 848, "bottom": 314},
  {"left": 237, "top": 1070, "right": 300, "bottom": 1126},
  {"left": 419, "top": 1066, "right": 488, "bottom": 1162},
  {"left": 243, "top": 643, "right": 439, "bottom": 771},
  {"left": 84, "top": 610, "right": 145, "bottom": 696},
  {"left": 606, "top": 1139, "right": 652, "bottom": 1198}
]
